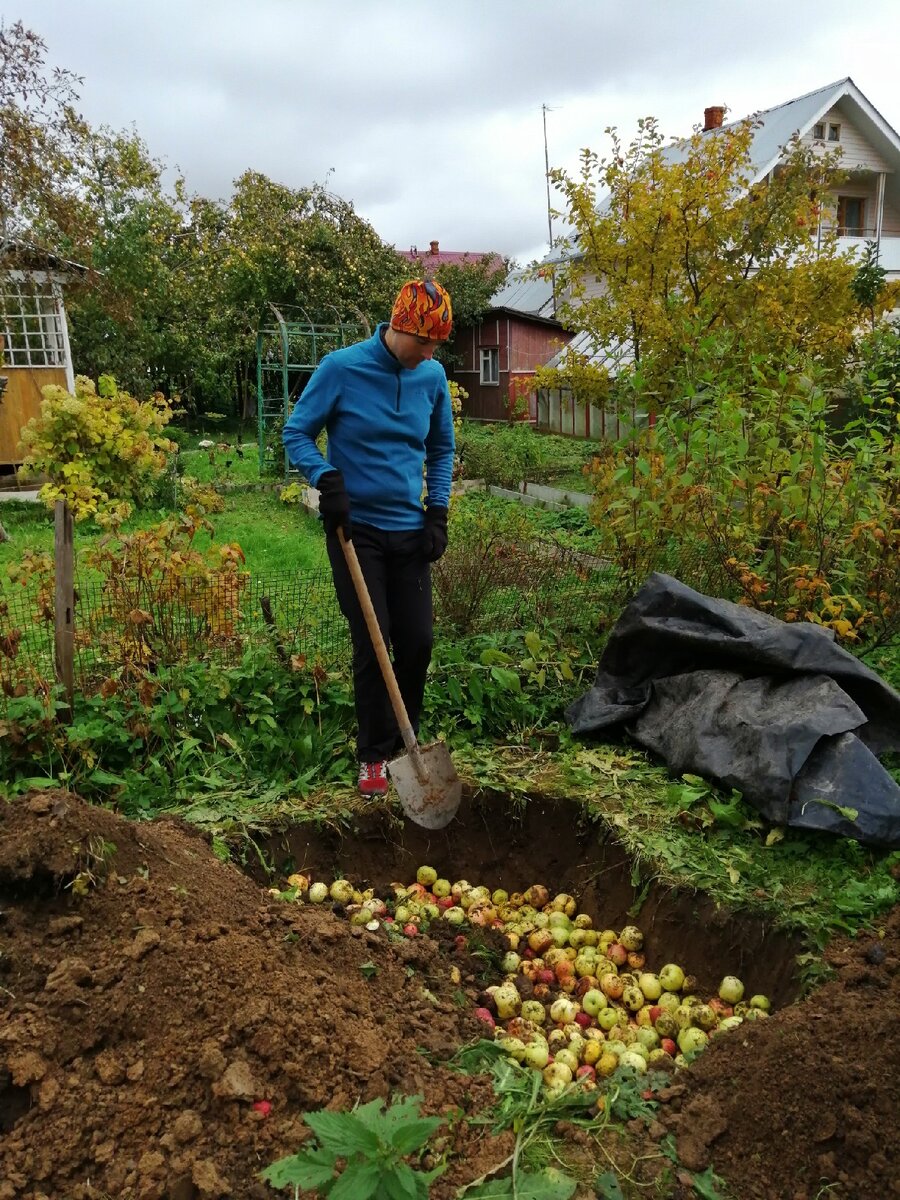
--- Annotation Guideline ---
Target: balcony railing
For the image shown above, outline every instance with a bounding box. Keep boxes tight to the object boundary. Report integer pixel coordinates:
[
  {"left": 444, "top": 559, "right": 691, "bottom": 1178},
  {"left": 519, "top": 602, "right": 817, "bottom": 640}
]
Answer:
[{"left": 820, "top": 223, "right": 900, "bottom": 240}]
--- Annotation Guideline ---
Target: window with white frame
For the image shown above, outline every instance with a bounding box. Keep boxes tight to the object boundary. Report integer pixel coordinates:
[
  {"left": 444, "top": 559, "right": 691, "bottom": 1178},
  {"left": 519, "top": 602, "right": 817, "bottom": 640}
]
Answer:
[
  {"left": 828, "top": 122, "right": 841, "bottom": 142},
  {"left": 480, "top": 347, "right": 499, "bottom": 385},
  {"left": 813, "top": 122, "right": 826, "bottom": 140},
  {"left": 0, "top": 278, "right": 66, "bottom": 367}
]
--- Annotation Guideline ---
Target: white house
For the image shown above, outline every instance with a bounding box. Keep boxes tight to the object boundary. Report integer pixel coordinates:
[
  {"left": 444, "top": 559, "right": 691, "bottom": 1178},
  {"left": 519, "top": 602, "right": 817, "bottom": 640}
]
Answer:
[
  {"left": 710, "top": 77, "right": 900, "bottom": 276},
  {"left": 536, "top": 78, "right": 900, "bottom": 437}
]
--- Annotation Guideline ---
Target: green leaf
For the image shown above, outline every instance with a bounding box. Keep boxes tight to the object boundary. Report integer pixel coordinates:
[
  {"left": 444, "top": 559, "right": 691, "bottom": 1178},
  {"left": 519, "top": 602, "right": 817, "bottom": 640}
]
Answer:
[
  {"left": 377, "top": 1164, "right": 421, "bottom": 1200},
  {"left": 462, "top": 1168, "right": 577, "bottom": 1200},
  {"left": 303, "top": 1109, "right": 381, "bottom": 1156},
  {"left": 88, "top": 768, "right": 126, "bottom": 786},
  {"left": 388, "top": 1115, "right": 442, "bottom": 1155},
  {"left": 707, "top": 798, "right": 747, "bottom": 830},
  {"left": 330, "top": 1160, "right": 381, "bottom": 1200},
  {"left": 351, "top": 1096, "right": 388, "bottom": 1131},
  {"left": 480, "top": 647, "right": 514, "bottom": 666},
  {"left": 450, "top": 1038, "right": 508, "bottom": 1072},
  {"left": 460, "top": 1180, "right": 513, "bottom": 1199},
  {"left": 690, "top": 1166, "right": 727, "bottom": 1200},
  {"left": 594, "top": 1173, "right": 625, "bottom": 1200},
  {"left": 260, "top": 1146, "right": 336, "bottom": 1190},
  {"left": 489, "top": 666, "right": 521, "bottom": 692}
]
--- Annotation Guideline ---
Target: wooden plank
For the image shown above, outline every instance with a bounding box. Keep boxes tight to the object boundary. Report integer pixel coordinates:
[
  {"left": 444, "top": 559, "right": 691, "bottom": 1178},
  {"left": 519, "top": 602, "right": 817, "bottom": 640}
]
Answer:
[
  {"left": 54, "top": 499, "right": 75, "bottom": 716},
  {"left": 0, "top": 367, "right": 67, "bottom": 466}
]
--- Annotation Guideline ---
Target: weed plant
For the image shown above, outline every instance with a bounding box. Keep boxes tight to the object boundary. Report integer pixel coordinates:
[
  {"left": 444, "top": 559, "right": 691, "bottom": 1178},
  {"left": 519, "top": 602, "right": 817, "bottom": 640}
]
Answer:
[{"left": 262, "top": 1094, "right": 445, "bottom": 1198}]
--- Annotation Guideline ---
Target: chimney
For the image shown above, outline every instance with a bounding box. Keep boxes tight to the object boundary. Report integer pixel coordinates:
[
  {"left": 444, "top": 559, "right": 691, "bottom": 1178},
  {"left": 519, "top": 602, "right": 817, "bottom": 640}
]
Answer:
[
  {"left": 429, "top": 239, "right": 439, "bottom": 254},
  {"left": 703, "top": 106, "right": 725, "bottom": 132}
]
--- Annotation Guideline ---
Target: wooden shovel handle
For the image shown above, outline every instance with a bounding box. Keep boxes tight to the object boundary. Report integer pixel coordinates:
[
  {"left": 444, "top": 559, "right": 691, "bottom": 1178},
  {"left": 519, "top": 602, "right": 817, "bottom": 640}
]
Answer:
[{"left": 337, "top": 529, "right": 424, "bottom": 773}]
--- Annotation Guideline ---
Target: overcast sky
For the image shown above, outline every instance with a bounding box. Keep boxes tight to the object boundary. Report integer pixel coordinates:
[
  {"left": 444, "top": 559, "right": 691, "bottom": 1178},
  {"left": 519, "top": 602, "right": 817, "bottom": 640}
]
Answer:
[{"left": 11, "top": 0, "right": 900, "bottom": 265}]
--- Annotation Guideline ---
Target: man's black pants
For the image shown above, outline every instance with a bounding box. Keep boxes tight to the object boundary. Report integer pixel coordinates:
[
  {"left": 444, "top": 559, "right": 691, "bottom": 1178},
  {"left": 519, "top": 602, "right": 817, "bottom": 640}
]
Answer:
[{"left": 326, "top": 523, "right": 433, "bottom": 762}]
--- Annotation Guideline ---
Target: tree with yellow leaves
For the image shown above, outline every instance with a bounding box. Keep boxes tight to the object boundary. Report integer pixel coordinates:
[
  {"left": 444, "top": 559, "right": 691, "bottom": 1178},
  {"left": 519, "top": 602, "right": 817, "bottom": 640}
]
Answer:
[{"left": 540, "top": 115, "right": 858, "bottom": 408}]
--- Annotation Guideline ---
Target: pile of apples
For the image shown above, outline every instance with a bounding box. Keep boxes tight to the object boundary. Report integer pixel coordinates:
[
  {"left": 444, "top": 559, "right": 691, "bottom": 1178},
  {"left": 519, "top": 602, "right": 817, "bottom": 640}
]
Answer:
[{"left": 277, "top": 867, "right": 772, "bottom": 1095}]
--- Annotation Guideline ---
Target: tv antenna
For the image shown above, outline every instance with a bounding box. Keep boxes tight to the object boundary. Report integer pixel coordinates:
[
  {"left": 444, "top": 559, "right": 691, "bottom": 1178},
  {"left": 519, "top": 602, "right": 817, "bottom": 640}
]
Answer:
[{"left": 542, "top": 103, "right": 558, "bottom": 249}]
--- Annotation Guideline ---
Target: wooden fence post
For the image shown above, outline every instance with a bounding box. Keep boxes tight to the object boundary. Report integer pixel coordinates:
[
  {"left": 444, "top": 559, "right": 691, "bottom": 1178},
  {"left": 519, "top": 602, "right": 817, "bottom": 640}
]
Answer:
[{"left": 54, "top": 499, "right": 74, "bottom": 716}]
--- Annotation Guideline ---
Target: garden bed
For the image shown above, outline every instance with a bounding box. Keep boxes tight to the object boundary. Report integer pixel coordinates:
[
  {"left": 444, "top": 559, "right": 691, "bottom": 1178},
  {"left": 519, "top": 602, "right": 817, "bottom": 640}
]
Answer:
[{"left": 2, "top": 788, "right": 898, "bottom": 1199}]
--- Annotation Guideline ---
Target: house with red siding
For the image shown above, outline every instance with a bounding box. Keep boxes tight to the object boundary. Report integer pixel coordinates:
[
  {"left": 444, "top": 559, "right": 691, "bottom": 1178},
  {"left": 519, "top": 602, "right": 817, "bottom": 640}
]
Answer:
[{"left": 450, "top": 269, "right": 573, "bottom": 422}]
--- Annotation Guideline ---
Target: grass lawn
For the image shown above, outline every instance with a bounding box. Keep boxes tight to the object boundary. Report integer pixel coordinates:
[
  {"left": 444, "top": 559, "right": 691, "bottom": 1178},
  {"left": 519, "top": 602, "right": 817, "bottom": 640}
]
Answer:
[
  {"left": 0, "top": 482, "right": 327, "bottom": 579},
  {"left": 176, "top": 443, "right": 266, "bottom": 486},
  {"left": 193, "top": 491, "right": 327, "bottom": 574}
]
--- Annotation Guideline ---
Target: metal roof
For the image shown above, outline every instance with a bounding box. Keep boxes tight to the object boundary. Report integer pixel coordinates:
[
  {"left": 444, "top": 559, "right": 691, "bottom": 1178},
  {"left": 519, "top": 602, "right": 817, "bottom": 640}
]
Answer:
[
  {"left": 714, "top": 76, "right": 900, "bottom": 182},
  {"left": 487, "top": 268, "right": 557, "bottom": 317},
  {"left": 543, "top": 328, "right": 634, "bottom": 373}
]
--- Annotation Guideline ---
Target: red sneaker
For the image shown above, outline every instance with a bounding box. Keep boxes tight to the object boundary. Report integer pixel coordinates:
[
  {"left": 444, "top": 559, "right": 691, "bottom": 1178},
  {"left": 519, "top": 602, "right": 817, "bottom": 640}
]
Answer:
[{"left": 358, "top": 761, "right": 388, "bottom": 796}]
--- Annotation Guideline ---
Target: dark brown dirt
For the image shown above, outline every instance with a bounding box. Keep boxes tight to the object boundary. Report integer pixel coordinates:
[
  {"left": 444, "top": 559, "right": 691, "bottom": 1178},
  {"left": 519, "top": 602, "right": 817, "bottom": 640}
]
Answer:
[
  {"left": 658, "top": 900, "right": 900, "bottom": 1199},
  {"left": 1, "top": 788, "right": 898, "bottom": 1200},
  {"left": 0, "top": 791, "right": 512, "bottom": 1199}
]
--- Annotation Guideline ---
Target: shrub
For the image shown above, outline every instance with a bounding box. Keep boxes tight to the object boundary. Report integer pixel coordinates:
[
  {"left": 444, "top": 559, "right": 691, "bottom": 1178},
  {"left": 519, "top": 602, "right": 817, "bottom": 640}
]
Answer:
[
  {"left": 18, "top": 375, "right": 177, "bottom": 525},
  {"left": 584, "top": 351, "right": 899, "bottom": 645},
  {"left": 455, "top": 421, "right": 591, "bottom": 490},
  {"left": 82, "top": 512, "right": 247, "bottom": 673}
]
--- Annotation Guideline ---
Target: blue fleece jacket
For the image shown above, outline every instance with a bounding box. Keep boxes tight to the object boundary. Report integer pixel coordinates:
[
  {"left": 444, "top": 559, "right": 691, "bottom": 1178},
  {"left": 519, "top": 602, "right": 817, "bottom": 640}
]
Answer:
[{"left": 282, "top": 325, "right": 455, "bottom": 530}]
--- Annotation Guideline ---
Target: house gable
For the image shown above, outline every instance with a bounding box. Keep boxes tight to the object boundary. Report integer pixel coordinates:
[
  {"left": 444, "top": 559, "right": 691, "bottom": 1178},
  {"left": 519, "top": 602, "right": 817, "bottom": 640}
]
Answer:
[{"left": 800, "top": 104, "right": 893, "bottom": 174}]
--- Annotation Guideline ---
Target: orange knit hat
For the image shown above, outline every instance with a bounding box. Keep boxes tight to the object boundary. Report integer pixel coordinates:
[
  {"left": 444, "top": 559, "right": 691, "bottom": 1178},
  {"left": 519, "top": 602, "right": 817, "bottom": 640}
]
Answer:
[{"left": 390, "top": 279, "right": 453, "bottom": 341}]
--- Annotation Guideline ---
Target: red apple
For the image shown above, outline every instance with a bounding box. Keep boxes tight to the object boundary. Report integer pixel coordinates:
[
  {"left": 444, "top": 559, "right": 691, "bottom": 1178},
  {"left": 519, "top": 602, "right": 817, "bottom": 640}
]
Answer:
[{"left": 474, "top": 1008, "right": 496, "bottom": 1029}]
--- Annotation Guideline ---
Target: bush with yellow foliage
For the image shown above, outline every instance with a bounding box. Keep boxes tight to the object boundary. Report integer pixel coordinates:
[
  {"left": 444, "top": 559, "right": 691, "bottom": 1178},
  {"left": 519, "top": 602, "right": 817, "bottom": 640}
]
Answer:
[{"left": 18, "top": 375, "right": 177, "bottom": 525}]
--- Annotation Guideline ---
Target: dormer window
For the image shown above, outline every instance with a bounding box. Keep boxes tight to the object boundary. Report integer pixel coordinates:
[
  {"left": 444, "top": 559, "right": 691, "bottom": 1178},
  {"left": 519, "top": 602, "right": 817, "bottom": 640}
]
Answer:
[
  {"left": 813, "top": 122, "right": 826, "bottom": 140},
  {"left": 828, "top": 123, "right": 841, "bottom": 142}
]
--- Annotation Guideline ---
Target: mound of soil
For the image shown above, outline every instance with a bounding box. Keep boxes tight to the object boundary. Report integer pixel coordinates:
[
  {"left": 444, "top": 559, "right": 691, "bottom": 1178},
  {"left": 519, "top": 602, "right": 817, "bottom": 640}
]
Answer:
[
  {"left": 0, "top": 792, "right": 511, "bottom": 1199},
  {"left": 1, "top": 790, "right": 898, "bottom": 1200},
  {"left": 659, "top": 899, "right": 900, "bottom": 1199}
]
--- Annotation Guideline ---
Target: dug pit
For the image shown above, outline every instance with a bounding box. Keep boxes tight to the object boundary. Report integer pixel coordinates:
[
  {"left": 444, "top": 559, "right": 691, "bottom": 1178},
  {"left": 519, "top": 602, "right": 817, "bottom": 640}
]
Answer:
[
  {"left": 250, "top": 791, "right": 802, "bottom": 1008},
  {"left": 1, "top": 787, "right": 898, "bottom": 1200}
]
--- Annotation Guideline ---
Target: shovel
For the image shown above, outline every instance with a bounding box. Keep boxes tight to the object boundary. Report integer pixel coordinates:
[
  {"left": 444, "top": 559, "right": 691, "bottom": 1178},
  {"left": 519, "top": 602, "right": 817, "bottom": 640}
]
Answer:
[{"left": 338, "top": 529, "right": 462, "bottom": 830}]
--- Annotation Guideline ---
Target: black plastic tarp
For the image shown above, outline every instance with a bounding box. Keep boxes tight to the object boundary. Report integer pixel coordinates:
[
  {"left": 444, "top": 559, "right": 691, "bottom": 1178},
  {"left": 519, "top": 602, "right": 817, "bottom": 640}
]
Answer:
[{"left": 566, "top": 573, "right": 900, "bottom": 846}]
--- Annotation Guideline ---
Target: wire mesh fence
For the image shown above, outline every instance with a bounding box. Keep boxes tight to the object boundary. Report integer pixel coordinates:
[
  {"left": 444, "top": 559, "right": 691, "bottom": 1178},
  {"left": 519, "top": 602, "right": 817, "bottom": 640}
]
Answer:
[{"left": 2, "top": 532, "right": 701, "bottom": 700}]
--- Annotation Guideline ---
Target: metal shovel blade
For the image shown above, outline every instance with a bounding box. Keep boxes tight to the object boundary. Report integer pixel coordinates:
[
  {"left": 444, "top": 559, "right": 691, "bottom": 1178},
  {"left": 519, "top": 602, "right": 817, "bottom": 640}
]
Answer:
[{"left": 388, "top": 740, "right": 462, "bottom": 830}]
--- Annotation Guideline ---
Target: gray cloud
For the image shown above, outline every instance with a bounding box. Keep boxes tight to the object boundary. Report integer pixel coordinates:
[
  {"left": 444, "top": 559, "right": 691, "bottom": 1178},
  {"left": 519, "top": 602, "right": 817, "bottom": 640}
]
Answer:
[{"left": 12, "top": 0, "right": 900, "bottom": 260}]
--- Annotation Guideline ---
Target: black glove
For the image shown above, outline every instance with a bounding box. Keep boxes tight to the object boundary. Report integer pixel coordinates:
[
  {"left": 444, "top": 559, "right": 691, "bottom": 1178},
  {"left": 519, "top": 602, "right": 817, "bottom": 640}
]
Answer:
[
  {"left": 421, "top": 506, "right": 448, "bottom": 562},
  {"left": 317, "top": 470, "right": 351, "bottom": 539}
]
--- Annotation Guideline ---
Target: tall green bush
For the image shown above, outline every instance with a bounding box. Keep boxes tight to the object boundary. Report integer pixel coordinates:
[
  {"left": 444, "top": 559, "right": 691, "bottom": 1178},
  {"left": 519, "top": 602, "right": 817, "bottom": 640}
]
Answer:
[{"left": 585, "top": 349, "right": 899, "bottom": 645}]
